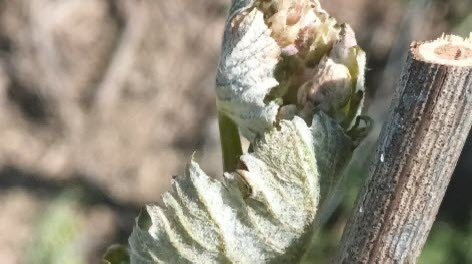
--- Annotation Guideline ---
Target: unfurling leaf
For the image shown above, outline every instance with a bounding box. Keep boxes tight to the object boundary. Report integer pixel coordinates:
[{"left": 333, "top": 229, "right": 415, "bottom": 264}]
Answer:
[
  {"left": 216, "top": 7, "right": 281, "bottom": 142},
  {"left": 128, "top": 113, "right": 355, "bottom": 263}
]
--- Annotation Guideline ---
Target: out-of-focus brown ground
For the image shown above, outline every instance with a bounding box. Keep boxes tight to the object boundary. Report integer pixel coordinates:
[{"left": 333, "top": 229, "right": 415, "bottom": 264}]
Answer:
[{"left": 0, "top": 0, "right": 469, "bottom": 262}]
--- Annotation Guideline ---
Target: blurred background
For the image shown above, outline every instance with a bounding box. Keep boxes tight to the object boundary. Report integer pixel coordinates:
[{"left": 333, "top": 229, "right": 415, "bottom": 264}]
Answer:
[{"left": 0, "top": 0, "right": 469, "bottom": 263}]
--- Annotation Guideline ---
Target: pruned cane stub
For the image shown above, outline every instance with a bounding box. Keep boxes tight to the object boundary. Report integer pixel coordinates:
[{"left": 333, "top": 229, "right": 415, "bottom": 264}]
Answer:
[{"left": 336, "top": 34, "right": 472, "bottom": 264}]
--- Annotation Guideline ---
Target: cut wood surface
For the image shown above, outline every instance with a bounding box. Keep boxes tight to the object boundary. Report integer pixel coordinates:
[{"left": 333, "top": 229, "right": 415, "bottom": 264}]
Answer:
[{"left": 336, "top": 35, "right": 472, "bottom": 264}]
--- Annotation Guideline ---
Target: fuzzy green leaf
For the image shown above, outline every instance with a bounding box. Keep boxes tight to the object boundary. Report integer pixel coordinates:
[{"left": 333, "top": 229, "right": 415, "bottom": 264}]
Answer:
[
  {"left": 128, "top": 112, "right": 355, "bottom": 263},
  {"left": 216, "top": 7, "right": 281, "bottom": 142}
]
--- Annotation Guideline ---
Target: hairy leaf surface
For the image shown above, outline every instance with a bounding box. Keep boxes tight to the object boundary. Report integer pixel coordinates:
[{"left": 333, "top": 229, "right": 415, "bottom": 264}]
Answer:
[
  {"left": 216, "top": 7, "right": 281, "bottom": 142},
  {"left": 128, "top": 113, "right": 354, "bottom": 263}
]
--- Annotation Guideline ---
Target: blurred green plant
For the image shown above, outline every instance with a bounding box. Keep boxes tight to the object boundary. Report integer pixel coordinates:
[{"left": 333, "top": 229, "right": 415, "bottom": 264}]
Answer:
[
  {"left": 24, "top": 191, "right": 85, "bottom": 264},
  {"left": 454, "top": 15, "right": 472, "bottom": 37},
  {"left": 420, "top": 221, "right": 472, "bottom": 264},
  {"left": 102, "top": 245, "right": 130, "bottom": 264}
]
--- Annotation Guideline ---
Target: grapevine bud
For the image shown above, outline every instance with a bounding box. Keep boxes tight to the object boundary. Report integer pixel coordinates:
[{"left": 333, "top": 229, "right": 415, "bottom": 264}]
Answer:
[{"left": 216, "top": 0, "right": 366, "bottom": 141}]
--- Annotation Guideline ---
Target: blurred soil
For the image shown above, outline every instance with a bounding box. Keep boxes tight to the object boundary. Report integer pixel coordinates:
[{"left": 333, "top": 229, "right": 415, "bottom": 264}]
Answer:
[{"left": 0, "top": 0, "right": 469, "bottom": 262}]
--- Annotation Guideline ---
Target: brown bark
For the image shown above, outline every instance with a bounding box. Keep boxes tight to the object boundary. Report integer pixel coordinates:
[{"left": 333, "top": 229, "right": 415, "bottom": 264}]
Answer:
[{"left": 336, "top": 35, "right": 472, "bottom": 263}]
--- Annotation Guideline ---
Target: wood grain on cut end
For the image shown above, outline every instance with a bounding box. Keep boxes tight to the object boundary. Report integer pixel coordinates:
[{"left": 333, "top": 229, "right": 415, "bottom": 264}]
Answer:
[{"left": 413, "top": 34, "right": 472, "bottom": 66}]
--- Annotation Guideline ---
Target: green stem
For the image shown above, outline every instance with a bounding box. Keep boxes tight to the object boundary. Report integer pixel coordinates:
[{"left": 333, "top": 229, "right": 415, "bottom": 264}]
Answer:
[{"left": 218, "top": 111, "right": 243, "bottom": 172}]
